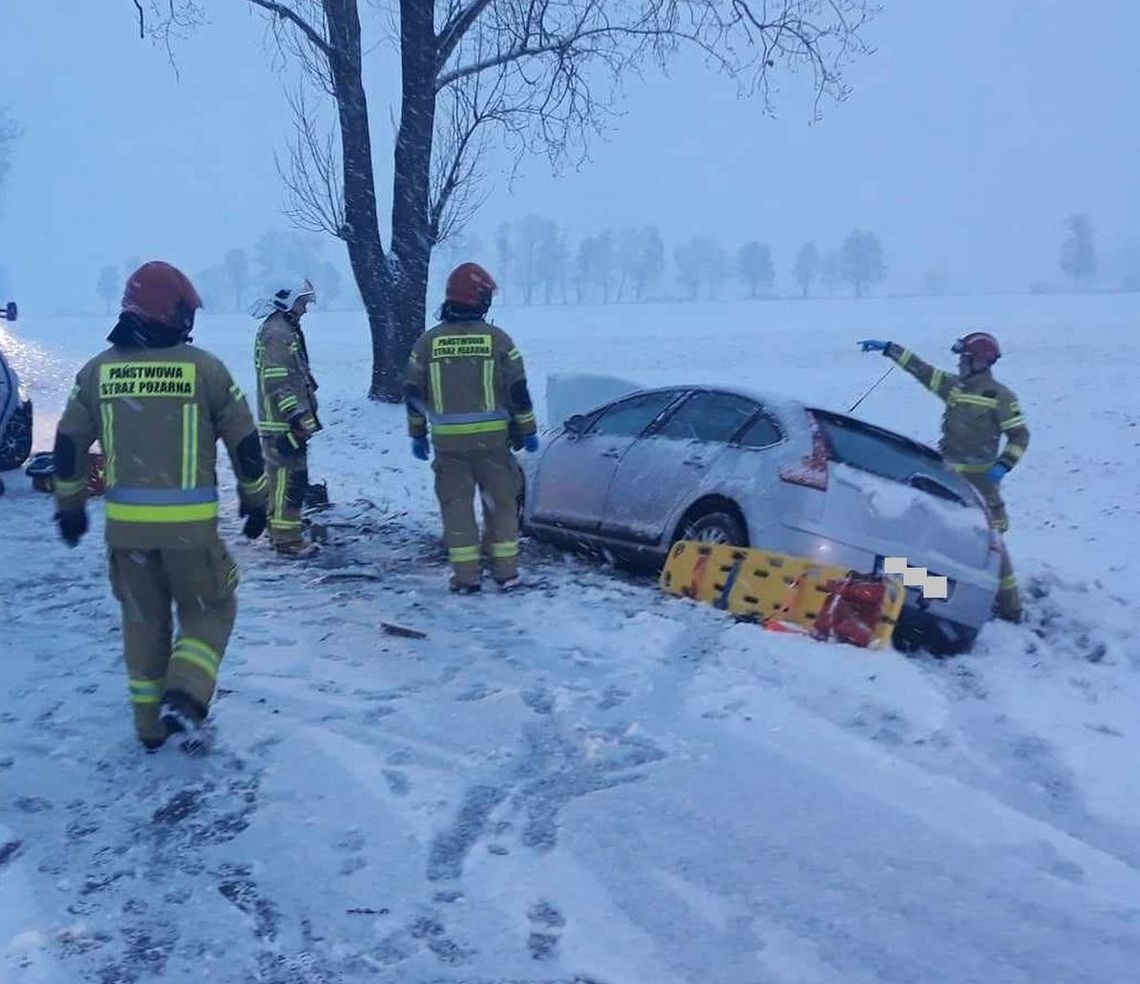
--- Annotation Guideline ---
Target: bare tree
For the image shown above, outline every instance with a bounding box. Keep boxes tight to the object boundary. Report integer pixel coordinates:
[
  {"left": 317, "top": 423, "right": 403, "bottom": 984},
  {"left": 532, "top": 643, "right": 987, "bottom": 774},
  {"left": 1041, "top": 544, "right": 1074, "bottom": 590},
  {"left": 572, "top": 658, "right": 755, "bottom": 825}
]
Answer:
[
  {"left": 793, "top": 241, "right": 820, "bottom": 298},
  {"left": 514, "top": 215, "right": 558, "bottom": 305},
  {"left": 223, "top": 247, "right": 251, "bottom": 311},
  {"left": 537, "top": 227, "right": 567, "bottom": 304},
  {"left": 1060, "top": 213, "right": 1096, "bottom": 288},
  {"left": 0, "top": 108, "right": 21, "bottom": 198},
  {"left": 618, "top": 226, "right": 665, "bottom": 302},
  {"left": 494, "top": 223, "right": 514, "bottom": 304},
  {"left": 139, "top": 1, "right": 877, "bottom": 400},
  {"left": 97, "top": 266, "right": 121, "bottom": 315},
  {"left": 821, "top": 249, "right": 842, "bottom": 297},
  {"left": 736, "top": 241, "right": 774, "bottom": 298},
  {"left": 675, "top": 237, "right": 706, "bottom": 301},
  {"left": 840, "top": 229, "right": 885, "bottom": 297}
]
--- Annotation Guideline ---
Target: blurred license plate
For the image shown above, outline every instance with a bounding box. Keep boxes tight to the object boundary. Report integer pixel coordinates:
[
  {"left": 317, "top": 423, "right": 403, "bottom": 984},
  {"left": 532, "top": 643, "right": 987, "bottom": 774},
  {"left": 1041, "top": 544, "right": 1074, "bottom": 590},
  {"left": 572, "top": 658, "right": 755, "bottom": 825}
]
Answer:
[{"left": 873, "top": 556, "right": 956, "bottom": 603}]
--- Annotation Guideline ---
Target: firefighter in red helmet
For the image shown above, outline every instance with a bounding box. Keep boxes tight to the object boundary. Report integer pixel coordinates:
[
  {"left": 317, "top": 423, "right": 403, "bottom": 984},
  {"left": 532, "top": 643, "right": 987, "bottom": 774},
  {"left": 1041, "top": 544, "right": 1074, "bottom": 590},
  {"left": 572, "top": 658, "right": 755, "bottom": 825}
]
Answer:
[
  {"left": 858, "top": 331, "right": 1029, "bottom": 622},
  {"left": 52, "top": 261, "right": 268, "bottom": 752},
  {"left": 405, "top": 262, "right": 538, "bottom": 593}
]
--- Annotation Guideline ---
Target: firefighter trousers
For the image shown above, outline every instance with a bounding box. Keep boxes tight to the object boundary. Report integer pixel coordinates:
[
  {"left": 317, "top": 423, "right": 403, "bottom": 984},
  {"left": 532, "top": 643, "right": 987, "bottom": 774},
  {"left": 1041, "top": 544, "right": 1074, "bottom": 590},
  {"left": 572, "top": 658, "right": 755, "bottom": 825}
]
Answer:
[
  {"left": 108, "top": 543, "right": 238, "bottom": 744},
  {"left": 264, "top": 443, "right": 308, "bottom": 546},
  {"left": 966, "top": 472, "right": 1022, "bottom": 618},
  {"left": 432, "top": 447, "right": 522, "bottom": 588}
]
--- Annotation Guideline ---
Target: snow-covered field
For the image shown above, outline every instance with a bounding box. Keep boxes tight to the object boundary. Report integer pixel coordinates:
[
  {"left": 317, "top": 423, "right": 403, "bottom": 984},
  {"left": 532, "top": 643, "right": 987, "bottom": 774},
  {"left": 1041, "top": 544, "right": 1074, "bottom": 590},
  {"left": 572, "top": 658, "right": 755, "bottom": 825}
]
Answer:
[{"left": 2, "top": 294, "right": 1139, "bottom": 983}]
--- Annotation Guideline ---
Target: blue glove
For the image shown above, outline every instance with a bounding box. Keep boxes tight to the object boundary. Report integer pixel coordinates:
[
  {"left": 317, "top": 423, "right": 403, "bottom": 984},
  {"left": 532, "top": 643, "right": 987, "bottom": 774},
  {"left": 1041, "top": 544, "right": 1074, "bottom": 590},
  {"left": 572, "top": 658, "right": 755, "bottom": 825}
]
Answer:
[
  {"left": 523, "top": 434, "right": 540, "bottom": 453},
  {"left": 985, "top": 462, "right": 1009, "bottom": 483},
  {"left": 858, "top": 339, "right": 889, "bottom": 352},
  {"left": 411, "top": 437, "right": 430, "bottom": 461}
]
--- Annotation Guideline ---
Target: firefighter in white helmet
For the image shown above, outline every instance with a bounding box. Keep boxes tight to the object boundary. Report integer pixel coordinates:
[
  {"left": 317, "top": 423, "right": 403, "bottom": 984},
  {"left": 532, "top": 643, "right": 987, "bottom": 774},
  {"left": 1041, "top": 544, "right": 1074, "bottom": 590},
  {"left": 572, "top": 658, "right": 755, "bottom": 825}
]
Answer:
[{"left": 251, "top": 279, "right": 322, "bottom": 557}]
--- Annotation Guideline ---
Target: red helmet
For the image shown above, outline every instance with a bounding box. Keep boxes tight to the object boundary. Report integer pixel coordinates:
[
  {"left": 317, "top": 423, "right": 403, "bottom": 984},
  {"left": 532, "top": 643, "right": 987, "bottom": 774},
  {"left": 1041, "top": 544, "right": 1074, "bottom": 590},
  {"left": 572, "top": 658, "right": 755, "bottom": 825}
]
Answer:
[
  {"left": 445, "top": 262, "right": 497, "bottom": 311},
  {"left": 952, "top": 331, "right": 1001, "bottom": 368},
  {"left": 122, "top": 261, "right": 203, "bottom": 332}
]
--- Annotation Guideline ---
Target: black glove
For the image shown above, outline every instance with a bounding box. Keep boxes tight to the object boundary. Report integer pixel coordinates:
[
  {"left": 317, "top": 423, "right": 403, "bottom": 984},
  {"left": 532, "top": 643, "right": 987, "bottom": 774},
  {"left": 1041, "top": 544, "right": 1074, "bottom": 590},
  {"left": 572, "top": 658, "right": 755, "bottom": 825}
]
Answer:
[
  {"left": 240, "top": 501, "right": 268, "bottom": 540},
  {"left": 55, "top": 509, "right": 88, "bottom": 548}
]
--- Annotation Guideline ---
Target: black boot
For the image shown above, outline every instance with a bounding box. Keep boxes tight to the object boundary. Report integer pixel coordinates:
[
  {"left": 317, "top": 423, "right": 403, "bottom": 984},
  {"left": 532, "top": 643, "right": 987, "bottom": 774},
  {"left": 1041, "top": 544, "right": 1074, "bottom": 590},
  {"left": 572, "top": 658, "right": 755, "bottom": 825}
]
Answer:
[{"left": 159, "top": 690, "right": 210, "bottom": 755}]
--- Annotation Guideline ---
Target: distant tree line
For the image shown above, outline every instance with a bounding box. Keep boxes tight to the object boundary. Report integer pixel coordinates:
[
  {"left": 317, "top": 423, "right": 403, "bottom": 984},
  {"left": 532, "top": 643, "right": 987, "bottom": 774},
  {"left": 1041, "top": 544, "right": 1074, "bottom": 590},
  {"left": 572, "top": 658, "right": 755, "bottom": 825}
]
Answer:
[
  {"left": 94, "top": 231, "right": 358, "bottom": 315},
  {"left": 433, "top": 217, "right": 889, "bottom": 306}
]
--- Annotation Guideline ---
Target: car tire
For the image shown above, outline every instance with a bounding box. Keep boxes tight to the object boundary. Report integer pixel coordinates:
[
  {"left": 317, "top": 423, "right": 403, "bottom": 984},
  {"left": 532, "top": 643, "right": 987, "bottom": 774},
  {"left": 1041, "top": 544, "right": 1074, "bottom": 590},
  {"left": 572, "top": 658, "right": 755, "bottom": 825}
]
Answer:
[
  {"left": 680, "top": 509, "right": 747, "bottom": 548},
  {"left": 0, "top": 400, "right": 33, "bottom": 472}
]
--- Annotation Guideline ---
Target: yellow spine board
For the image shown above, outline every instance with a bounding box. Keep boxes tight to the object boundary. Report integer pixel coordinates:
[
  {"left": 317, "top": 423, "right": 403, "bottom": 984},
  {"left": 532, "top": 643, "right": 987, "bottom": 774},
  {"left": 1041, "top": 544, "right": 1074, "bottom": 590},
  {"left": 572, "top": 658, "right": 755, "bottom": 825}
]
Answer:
[{"left": 659, "top": 541, "right": 905, "bottom": 649}]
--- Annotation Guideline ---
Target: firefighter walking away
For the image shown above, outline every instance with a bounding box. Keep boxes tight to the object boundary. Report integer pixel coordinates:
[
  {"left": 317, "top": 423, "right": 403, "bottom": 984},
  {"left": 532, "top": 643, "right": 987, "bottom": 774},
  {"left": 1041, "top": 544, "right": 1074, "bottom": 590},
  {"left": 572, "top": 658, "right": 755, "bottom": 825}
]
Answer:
[
  {"left": 858, "top": 332, "right": 1029, "bottom": 622},
  {"left": 406, "top": 263, "right": 539, "bottom": 593},
  {"left": 252, "top": 279, "right": 322, "bottom": 557},
  {"left": 52, "top": 261, "right": 269, "bottom": 753}
]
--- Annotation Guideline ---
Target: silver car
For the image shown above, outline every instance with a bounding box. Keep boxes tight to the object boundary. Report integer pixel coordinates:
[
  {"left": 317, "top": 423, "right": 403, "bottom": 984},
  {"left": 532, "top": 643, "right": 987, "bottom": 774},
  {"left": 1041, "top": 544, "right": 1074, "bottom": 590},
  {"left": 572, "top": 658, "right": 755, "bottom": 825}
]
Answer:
[{"left": 520, "top": 384, "right": 1003, "bottom": 654}]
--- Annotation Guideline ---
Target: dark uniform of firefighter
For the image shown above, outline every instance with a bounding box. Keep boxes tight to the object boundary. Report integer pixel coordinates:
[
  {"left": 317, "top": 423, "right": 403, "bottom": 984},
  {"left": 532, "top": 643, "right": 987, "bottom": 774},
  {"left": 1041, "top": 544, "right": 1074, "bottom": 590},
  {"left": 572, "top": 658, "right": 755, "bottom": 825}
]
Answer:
[
  {"left": 859, "top": 332, "right": 1029, "bottom": 622},
  {"left": 53, "top": 262, "right": 269, "bottom": 751},
  {"left": 253, "top": 280, "right": 321, "bottom": 556},
  {"left": 405, "top": 263, "right": 538, "bottom": 592}
]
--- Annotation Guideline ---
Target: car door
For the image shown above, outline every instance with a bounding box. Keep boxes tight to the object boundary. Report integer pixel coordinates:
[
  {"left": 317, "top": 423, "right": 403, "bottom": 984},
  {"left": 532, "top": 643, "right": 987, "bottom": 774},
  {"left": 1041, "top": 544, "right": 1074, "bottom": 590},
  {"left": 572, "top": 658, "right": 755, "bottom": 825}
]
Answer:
[
  {"left": 600, "top": 391, "right": 761, "bottom": 545},
  {"left": 528, "top": 389, "right": 685, "bottom": 531}
]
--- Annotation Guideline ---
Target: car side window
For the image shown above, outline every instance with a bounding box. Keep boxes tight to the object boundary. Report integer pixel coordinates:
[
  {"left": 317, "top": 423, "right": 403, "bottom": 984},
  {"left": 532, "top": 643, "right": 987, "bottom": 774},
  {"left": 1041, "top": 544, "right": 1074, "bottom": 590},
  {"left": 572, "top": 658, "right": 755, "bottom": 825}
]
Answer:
[
  {"left": 589, "top": 391, "right": 680, "bottom": 437},
  {"left": 736, "top": 413, "right": 783, "bottom": 449},
  {"left": 656, "top": 392, "right": 759, "bottom": 444}
]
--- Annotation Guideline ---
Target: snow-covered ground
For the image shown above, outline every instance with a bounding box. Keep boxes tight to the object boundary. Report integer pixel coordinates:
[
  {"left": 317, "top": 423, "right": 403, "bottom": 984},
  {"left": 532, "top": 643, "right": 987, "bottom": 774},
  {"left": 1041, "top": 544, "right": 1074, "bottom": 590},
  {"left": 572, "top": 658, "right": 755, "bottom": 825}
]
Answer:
[{"left": 2, "top": 294, "right": 1139, "bottom": 983}]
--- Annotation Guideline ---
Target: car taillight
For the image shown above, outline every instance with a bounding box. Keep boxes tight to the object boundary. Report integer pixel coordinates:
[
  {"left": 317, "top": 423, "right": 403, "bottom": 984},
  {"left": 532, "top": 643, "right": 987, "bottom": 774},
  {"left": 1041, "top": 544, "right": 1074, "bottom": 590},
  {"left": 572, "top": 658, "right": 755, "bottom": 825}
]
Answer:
[{"left": 780, "top": 415, "right": 829, "bottom": 490}]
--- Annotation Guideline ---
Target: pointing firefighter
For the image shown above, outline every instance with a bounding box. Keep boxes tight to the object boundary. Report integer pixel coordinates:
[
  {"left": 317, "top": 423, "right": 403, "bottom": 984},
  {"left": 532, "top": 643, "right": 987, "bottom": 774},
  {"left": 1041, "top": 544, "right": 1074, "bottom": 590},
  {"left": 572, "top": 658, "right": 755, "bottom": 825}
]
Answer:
[
  {"left": 252, "top": 279, "right": 322, "bottom": 557},
  {"left": 858, "top": 332, "right": 1029, "bottom": 622},
  {"left": 406, "top": 263, "right": 539, "bottom": 593},
  {"left": 52, "top": 261, "right": 269, "bottom": 752}
]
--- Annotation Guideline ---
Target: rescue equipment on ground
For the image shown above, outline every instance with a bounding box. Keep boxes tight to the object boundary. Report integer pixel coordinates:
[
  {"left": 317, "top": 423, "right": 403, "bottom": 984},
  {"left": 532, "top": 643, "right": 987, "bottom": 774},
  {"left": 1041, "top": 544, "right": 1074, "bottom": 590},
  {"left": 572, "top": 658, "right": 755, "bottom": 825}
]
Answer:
[{"left": 660, "top": 541, "right": 905, "bottom": 649}]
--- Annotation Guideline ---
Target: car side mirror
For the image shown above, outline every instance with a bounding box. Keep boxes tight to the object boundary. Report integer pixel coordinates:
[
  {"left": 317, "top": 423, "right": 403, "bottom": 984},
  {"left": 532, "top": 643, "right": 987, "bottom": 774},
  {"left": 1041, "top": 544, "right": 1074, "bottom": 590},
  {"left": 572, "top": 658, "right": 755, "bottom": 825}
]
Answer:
[
  {"left": 3, "top": 302, "right": 15, "bottom": 322},
  {"left": 564, "top": 414, "right": 589, "bottom": 435}
]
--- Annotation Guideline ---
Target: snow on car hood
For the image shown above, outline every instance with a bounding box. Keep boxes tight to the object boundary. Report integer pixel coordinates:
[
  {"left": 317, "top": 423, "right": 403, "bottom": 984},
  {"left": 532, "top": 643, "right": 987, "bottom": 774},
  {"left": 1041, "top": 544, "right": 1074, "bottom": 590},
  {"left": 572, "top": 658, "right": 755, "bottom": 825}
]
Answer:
[
  {"left": 831, "top": 462, "right": 990, "bottom": 535},
  {"left": 544, "top": 372, "right": 641, "bottom": 429}
]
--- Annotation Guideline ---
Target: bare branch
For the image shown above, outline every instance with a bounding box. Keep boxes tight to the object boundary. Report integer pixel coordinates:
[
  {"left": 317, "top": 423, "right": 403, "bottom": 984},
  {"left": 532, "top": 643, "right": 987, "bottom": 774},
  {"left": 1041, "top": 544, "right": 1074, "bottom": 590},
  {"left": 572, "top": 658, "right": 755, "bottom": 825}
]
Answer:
[
  {"left": 277, "top": 87, "right": 346, "bottom": 238},
  {"left": 133, "top": 0, "right": 145, "bottom": 39},
  {"left": 436, "top": 0, "right": 496, "bottom": 71},
  {"left": 245, "top": 0, "right": 331, "bottom": 57}
]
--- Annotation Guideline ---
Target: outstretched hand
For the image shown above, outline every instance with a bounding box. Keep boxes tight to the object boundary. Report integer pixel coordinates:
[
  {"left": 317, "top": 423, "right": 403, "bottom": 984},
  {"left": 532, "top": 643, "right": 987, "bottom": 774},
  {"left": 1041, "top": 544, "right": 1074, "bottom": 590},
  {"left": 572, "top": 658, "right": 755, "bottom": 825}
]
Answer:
[{"left": 857, "top": 339, "right": 889, "bottom": 353}]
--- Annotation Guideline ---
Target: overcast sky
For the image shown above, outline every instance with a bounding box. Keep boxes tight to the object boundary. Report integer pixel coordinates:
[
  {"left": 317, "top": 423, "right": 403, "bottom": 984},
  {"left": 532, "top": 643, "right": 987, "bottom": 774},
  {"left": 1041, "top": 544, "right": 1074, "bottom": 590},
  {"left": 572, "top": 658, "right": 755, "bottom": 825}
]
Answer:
[{"left": 2, "top": 0, "right": 1138, "bottom": 312}]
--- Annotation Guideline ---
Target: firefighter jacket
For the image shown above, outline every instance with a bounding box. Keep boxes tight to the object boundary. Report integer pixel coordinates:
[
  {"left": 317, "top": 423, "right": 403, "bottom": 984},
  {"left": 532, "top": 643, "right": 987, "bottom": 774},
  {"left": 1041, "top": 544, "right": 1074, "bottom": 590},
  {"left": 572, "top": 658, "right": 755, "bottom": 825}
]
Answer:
[
  {"left": 255, "top": 311, "right": 321, "bottom": 441},
  {"left": 54, "top": 341, "right": 268, "bottom": 550},
  {"left": 885, "top": 343, "right": 1030, "bottom": 473},
  {"left": 404, "top": 317, "right": 537, "bottom": 453}
]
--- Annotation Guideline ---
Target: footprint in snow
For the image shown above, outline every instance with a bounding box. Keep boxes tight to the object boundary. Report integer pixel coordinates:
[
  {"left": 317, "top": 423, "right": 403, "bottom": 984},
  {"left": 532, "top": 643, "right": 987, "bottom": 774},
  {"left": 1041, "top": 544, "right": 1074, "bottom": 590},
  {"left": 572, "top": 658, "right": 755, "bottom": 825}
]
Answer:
[
  {"left": 527, "top": 898, "right": 566, "bottom": 962},
  {"left": 522, "top": 687, "right": 555, "bottom": 715},
  {"left": 383, "top": 769, "right": 411, "bottom": 796}
]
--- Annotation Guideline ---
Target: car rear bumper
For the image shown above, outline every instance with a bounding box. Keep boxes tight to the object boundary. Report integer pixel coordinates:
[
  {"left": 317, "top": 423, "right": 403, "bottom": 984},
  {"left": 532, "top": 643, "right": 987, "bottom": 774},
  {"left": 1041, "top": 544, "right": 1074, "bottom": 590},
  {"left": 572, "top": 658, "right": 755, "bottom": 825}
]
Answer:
[{"left": 753, "top": 524, "right": 998, "bottom": 634}]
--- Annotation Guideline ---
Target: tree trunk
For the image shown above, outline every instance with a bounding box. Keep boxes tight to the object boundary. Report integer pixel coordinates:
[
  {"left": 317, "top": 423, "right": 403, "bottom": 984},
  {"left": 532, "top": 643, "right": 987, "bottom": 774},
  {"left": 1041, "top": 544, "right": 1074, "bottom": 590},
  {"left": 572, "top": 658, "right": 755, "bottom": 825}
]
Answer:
[
  {"left": 383, "top": 1, "right": 439, "bottom": 401},
  {"left": 325, "top": 0, "right": 391, "bottom": 399}
]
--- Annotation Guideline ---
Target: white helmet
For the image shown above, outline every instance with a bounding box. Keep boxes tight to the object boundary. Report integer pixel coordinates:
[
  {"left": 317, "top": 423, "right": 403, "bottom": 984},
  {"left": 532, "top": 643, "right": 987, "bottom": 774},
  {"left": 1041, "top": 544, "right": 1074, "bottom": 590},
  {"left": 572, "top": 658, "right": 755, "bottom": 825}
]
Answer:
[{"left": 249, "top": 278, "right": 315, "bottom": 319}]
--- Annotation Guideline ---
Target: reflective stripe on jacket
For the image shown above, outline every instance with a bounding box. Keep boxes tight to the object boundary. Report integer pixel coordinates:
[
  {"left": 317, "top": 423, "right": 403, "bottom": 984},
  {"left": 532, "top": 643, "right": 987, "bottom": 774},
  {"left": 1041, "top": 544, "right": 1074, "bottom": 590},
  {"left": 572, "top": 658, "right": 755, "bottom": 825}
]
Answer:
[
  {"left": 886, "top": 343, "right": 1029, "bottom": 470},
  {"left": 404, "top": 319, "right": 537, "bottom": 453},
  {"left": 255, "top": 311, "right": 320, "bottom": 439},
  {"left": 53, "top": 343, "right": 268, "bottom": 549}
]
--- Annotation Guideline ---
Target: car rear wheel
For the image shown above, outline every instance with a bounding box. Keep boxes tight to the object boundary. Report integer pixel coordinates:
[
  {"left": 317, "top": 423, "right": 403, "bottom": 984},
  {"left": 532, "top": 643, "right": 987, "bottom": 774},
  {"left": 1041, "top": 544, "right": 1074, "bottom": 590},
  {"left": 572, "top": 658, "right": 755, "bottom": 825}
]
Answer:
[
  {"left": 0, "top": 401, "right": 33, "bottom": 472},
  {"left": 680, "top": 509, "right": 747, "bottom": 547}
]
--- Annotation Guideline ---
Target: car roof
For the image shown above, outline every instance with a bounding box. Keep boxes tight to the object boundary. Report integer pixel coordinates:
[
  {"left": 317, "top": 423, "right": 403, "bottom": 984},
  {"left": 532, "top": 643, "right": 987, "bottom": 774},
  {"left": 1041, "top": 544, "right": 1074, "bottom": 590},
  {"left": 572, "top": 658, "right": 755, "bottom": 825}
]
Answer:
[
  {"left": 601, "top": 384, "right": 943, "bottom": 459},
  {"left": 625, "top": 383, "right": 806, "bottom": 418}
]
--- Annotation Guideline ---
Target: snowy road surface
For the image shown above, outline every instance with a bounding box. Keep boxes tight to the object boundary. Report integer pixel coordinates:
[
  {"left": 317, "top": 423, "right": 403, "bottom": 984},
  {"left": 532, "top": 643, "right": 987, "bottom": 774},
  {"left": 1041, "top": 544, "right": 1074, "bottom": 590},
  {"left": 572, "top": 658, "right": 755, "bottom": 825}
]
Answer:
[{"left": 2, "top": 296, "right": 1139, "bottom": 983}]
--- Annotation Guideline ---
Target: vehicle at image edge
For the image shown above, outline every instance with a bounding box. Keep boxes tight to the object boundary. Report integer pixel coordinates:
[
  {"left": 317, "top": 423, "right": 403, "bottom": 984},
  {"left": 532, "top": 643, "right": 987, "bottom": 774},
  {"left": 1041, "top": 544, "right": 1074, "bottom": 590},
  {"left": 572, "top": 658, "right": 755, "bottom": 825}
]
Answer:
[
  {"left": 0, "top": 300, "right": 32, "bottom": 474},
  {"left": 519, "top": 384, "right": 1004, "bottom": 655}
]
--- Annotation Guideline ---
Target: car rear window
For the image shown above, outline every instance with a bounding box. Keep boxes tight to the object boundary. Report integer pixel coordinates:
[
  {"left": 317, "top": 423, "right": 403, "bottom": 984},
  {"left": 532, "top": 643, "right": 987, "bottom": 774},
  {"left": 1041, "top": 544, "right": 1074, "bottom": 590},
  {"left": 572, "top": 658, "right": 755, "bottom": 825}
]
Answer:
[{"left": 811, "top": 411, "right": 968, "bottom": 502}]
